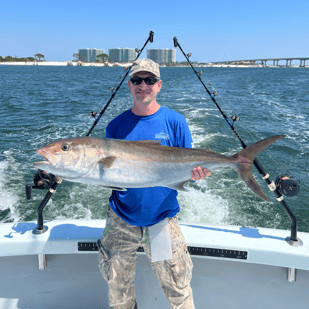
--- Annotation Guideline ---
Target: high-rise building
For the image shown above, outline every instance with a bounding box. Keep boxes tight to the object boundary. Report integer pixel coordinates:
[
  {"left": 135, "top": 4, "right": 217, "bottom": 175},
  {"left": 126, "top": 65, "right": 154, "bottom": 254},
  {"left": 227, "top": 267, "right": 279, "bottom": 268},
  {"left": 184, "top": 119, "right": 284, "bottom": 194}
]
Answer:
[
  {"left": 147, "top": 49, "right": 176, "bottom": 64},
  {"left": 108, "top": 48, "right": 136, "bottom": 62},
  {"left": 78, "top": 48, "right": 105, "bottom": 62}
]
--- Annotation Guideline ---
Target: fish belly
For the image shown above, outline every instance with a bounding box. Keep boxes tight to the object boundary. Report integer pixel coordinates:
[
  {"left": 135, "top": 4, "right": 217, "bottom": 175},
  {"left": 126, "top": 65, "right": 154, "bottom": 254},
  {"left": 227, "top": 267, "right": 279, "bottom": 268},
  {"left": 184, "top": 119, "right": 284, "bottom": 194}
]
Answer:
[{"left": 81, "top": 159, "right": 200, "bottom": 188}]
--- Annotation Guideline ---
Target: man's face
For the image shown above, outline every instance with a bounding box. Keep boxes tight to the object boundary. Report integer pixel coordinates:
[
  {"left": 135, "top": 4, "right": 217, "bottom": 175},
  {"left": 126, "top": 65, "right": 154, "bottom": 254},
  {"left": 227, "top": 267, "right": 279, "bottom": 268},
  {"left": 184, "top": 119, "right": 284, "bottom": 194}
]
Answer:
[{"left": 128, "top": 71, "right": 162, "bottom": 105}]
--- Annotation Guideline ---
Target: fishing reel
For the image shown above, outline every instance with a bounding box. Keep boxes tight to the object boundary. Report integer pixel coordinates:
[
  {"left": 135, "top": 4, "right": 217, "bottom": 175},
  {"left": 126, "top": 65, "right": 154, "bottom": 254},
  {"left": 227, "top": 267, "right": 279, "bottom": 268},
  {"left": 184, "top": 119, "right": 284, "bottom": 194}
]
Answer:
[
  {"left": 26, "top": 170, "right": 57, "bottom": 200},
  {"left": 231, "top": 115, "right": 240, "bottom": 125},
  {"left": 275, "top": 174, "right": 300, "bottom": 197}
]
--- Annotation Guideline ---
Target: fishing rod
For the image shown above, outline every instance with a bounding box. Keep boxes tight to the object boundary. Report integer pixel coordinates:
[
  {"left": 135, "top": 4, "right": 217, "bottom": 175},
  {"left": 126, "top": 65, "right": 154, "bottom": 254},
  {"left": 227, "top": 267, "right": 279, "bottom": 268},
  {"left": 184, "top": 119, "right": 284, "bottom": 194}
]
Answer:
[
  {"left": 173, "top": 36, "right": 301, "bottom": 245},
  {"left": 26, "top": 31, "right": 155, "bottom": 234}
]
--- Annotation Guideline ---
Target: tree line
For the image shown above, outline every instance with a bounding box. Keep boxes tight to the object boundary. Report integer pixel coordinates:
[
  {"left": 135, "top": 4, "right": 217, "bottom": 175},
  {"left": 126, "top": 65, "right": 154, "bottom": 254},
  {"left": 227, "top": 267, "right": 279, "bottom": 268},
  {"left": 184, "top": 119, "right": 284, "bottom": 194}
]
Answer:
[
  {"left": 0, "top": 54, "right": 45, "bottom": 62},
  {"left": 72, "top": 53, "right": 110, "bottom": 62},
  {"left": 0, "top": 53, "right": 111, "bottom": 63}
]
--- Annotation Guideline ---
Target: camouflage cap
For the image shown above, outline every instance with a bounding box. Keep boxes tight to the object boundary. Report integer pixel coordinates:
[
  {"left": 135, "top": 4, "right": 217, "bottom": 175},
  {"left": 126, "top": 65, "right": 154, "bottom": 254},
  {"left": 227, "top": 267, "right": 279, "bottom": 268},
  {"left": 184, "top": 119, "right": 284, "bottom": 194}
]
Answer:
[{"left": 129, "top": 58, "right": 160, "bottom": 79}]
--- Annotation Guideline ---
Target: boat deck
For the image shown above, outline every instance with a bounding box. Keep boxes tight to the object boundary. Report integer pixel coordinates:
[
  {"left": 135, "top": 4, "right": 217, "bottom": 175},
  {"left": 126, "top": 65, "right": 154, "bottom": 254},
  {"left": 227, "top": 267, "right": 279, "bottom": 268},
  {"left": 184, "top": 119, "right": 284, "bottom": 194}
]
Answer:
[
  {"left": 1, "top": 253, "right": 309, "bottom": 308},
  {"left": 1, "top": 219, "right": 309, "bottom": 308}
]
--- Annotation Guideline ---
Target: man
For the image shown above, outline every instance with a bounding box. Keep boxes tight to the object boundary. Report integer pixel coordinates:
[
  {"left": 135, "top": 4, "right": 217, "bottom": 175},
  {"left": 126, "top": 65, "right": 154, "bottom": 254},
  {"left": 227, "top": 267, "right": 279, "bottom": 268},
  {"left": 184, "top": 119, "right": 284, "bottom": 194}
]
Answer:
[{"left": 98, "top": 58, "right": 210, "bottom": 309}]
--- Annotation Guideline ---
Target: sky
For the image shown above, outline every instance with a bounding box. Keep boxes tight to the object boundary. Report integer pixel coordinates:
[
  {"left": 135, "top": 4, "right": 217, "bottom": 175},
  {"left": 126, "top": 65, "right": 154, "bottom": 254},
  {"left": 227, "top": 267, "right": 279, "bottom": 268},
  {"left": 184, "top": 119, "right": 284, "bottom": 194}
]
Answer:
[{"left": 1, "top": 0, "right": 309, "bottom": 63}]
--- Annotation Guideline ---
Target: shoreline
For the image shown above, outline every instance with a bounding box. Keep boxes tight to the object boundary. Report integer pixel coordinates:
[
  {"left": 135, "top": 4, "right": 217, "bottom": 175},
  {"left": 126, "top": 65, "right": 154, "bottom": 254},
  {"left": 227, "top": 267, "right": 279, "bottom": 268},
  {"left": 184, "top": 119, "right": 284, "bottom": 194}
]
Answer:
[
  {"left": 0, "top": 61, "right": 131, "bottom": 67},
  {"left": 0, "top": 61, "right": 307, "bottom": 68}
]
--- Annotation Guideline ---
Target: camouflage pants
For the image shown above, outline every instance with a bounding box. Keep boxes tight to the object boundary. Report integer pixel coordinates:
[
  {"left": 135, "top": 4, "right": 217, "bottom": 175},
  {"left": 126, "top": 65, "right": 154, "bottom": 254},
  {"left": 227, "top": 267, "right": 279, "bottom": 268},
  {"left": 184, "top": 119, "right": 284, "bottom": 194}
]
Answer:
[{"left": 98, "top": 209, "right": 194, "bottom": 309}]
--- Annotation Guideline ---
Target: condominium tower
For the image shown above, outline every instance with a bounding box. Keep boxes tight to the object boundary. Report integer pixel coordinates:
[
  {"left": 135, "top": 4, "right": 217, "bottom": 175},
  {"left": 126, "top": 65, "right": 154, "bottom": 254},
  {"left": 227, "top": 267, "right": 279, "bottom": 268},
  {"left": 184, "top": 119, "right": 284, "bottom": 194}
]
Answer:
[
  {"left": 78, "top": 48, "right": 105, "bottom": 62},
  {"left": 147, "top": 49, "right": 176, "bottom": 64},
  {"left": 108, "top": 48, "right": 136, "bottom": 62}
]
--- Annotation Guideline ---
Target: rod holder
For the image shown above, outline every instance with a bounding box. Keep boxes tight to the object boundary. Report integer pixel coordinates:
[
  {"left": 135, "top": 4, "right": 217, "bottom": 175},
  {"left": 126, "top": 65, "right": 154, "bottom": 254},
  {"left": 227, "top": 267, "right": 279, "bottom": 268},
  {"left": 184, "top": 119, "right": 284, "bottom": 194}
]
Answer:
[
  {"left": 32, "top": 177, "right": 62, "bottom": 235},
  {"left": 26, "top": 184, "right": 32, "bottom": 200},
  {"left": 286, "top": 237, "right": 303, "bottom": 247}
]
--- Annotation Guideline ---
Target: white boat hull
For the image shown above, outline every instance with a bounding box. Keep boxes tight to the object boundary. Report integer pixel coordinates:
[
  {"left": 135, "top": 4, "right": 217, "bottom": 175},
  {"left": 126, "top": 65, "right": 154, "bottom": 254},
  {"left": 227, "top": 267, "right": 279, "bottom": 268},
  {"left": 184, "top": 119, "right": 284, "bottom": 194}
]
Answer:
[{"left": 1, "top": 220, "right": 309, "bottom": 308}]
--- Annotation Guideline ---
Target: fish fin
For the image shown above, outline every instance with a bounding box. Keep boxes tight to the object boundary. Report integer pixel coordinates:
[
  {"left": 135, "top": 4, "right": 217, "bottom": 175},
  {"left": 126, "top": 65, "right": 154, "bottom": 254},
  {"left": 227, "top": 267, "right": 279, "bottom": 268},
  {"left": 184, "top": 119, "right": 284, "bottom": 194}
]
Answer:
[
  {"left": 102, "top": 186, "right": 127, "bottom": 191},
  {"left": 137, "top": 140, "right": 162, "bottom": 144},
  {"left": 233, "top": 135, "right": 285, "bottom": 162},
  {"left": 98, "top": 156, "right": 117, "bottom": 168},
  {"left": 166, "top": 179, "right": 191, "bottom": 192},
  {"left": 231, "top": 135, "right": 285, "bottom": 202},
  {"left": 80, "top": 161, "right": 98, "bottom": 177}
]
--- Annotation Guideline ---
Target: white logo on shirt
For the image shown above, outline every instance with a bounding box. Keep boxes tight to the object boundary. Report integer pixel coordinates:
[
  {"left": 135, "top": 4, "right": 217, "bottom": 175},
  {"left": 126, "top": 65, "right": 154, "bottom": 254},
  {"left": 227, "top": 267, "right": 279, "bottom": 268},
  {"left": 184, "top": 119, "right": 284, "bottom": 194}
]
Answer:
[{"left": 155, "top": 131, "right": 169, "bottom": 140}]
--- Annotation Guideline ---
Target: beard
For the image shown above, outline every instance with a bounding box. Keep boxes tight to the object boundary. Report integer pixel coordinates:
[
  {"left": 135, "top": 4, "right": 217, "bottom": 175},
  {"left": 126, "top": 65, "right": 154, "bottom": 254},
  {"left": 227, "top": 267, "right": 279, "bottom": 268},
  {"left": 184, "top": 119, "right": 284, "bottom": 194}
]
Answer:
[{"left": 135, "top": 92, "right": 156, "bottom": 105}]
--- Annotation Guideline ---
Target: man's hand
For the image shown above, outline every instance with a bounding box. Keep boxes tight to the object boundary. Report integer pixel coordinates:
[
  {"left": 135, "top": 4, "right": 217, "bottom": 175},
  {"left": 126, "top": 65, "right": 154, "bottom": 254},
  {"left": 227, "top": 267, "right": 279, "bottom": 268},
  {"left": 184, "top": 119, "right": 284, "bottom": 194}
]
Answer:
[{"left": 191, "top": 166, "right": 211, "bottom": 181}]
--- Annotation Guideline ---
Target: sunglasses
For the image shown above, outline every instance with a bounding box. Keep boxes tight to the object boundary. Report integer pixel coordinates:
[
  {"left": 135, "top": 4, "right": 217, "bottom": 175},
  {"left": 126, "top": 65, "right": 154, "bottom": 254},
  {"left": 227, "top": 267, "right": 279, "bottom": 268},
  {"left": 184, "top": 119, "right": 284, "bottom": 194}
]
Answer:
[{"left": 130, "top": 76, "right": 159, "bottom": 85}]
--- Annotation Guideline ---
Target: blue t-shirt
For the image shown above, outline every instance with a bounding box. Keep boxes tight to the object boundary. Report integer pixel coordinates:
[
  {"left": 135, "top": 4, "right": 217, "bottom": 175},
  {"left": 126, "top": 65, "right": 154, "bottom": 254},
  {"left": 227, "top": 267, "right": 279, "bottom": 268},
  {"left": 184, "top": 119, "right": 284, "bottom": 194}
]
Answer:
[{"left": 106, "top": 106, "right": 193, "bottom": 227}]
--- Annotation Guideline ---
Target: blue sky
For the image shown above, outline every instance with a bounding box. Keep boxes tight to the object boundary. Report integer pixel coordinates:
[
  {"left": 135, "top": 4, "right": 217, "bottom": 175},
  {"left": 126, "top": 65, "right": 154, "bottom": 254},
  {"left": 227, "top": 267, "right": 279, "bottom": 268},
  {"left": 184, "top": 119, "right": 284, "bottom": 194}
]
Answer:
[{"left": 1, "top": 0, "right": 308, "bottom": 62}]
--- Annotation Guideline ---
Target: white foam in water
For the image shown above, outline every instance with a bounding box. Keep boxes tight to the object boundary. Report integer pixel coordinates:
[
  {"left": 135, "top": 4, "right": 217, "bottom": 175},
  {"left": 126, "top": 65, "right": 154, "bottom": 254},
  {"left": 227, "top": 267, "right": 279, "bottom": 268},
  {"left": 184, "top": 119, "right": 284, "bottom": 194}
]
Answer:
[
  {"left": 53, "top": 203, "right": 93, "bottom": 221},
  {"left": 190, "top": 129, "right": 230, "bottom": 148},
  {"left": 0, "top": 154, "right": 19, "bottom": 223},
  {"left": 39, "top": 183, "right": 111, "bottom": 221},
  {"left": 41, "top": 196, "right": 93, "bottom": 221},
  {"left": 172, "top": 126, "right": 231, "bottom": 225},
  {"left": 177, "top": 182, "right": 229, "bottom": 225},
  {"left": 189, "top": 124, "right": 206, "bottom": 146}
]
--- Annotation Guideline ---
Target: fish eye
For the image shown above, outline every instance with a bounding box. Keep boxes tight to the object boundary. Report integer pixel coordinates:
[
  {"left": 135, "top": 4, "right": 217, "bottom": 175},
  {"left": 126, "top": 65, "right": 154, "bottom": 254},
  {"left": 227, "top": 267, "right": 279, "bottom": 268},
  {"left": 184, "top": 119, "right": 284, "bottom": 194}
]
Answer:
[{"left": 61, "top": 144, "right": 70, "bottom": 151}]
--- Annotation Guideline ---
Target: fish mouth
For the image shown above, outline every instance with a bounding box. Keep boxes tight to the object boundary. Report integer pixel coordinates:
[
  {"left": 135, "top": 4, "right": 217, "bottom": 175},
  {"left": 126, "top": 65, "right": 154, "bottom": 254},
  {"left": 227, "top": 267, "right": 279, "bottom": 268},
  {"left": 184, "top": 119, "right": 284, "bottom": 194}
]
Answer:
[
  {"left": 34, "top": 149, "right": 52, "bottom": 166},
  {"left": 33, "top": 161, "right": 51, "bottom": 166}
]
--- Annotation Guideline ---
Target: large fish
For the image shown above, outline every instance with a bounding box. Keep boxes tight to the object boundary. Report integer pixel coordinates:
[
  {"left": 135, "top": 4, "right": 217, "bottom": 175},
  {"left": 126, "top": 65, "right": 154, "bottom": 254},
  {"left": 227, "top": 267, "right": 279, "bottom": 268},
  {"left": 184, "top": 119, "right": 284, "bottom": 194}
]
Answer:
[{"left": 34, "top": 135, "right": 285, "bottom": 202}]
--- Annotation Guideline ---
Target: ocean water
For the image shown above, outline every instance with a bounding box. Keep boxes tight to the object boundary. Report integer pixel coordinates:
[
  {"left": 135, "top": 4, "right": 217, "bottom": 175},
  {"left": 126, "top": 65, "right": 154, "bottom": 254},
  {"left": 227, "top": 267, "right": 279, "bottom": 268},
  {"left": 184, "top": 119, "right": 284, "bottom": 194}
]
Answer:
[{"left": 0, "top": 65, "right": 308, "bottom": 233}]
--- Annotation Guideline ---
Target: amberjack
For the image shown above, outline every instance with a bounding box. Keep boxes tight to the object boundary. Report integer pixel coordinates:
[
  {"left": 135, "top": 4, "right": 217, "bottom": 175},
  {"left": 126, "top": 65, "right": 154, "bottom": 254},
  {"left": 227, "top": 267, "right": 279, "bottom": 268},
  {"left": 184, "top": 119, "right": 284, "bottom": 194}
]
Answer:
[{"left": 34, "top": 135, "right": 285, "bottom": 202}]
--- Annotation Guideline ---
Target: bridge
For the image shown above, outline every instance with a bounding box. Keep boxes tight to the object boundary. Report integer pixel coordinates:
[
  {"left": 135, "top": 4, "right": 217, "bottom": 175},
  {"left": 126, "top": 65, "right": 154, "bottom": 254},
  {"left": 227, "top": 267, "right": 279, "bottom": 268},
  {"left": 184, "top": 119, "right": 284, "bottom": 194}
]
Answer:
[{"left": 211, "top": 57, "right": 308, "bottom": 67}]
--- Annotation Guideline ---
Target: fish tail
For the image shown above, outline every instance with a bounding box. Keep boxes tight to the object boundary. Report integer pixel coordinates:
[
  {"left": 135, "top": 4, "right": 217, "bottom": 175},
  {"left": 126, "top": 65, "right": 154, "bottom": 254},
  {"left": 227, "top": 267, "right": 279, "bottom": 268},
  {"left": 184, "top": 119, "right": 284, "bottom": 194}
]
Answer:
[{"left": 231, "top": 135, "right": 285, "bottom": 202}]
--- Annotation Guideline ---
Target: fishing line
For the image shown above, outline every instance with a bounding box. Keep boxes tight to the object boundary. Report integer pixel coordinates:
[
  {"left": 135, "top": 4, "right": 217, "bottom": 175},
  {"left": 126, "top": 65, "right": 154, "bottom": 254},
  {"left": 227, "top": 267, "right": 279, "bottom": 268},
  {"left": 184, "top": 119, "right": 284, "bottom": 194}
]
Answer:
[
  {"left": 173, "top": 36, "right": 300, "bottom": 243},
  {"left": 88, "top": 74, "right": 125, "bottom": 120},
  {"left": 239, "top": 124, "right": 290, "bottom": 173},
  {"left": 89, "top": 37, "right": 151, "bottom": 118},
  {"left": 206, "top": 81, "right": 290, "bottom": 173},
  {"left": 27, "top": 31, "right": 155, "bottom": 234}
]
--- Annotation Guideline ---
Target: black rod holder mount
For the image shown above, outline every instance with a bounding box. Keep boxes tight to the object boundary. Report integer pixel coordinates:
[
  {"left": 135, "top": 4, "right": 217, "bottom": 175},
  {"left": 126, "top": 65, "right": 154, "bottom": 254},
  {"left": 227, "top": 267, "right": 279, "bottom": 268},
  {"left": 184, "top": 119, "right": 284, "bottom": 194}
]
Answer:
[{"left": 32, "top": 177, "right": 62, "bottom": 235}]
